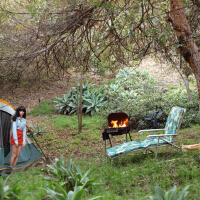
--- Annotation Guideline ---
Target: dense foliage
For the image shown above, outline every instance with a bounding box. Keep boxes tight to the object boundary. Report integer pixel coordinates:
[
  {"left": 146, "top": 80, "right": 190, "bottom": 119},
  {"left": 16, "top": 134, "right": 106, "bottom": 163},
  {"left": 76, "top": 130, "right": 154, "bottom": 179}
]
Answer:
[
  {"left": 55, "top": 68, "right": 199, "bottom": 129},
  {"left": 99, "top": 68, "right": 199, "bottom": 129},
  {"left": 1, "top": 0, "right": 200, "bottom": 107}
]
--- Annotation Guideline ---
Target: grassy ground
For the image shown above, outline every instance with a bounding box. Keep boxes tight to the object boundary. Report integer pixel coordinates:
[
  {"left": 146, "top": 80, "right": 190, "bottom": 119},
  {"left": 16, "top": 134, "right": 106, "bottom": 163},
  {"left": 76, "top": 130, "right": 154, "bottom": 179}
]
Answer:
[{"left": 5, "top": 102, "right": 200, "bottom": 200}]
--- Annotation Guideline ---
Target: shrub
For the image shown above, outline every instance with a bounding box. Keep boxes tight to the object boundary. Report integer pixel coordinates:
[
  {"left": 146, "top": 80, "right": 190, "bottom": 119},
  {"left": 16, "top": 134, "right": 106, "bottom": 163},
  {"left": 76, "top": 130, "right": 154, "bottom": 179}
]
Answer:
[
  {"left": 82, "top": 92, "right": 107, "bottom": 116},
  {"left": 116, "top": 67, "right": 133, "bottom": 79},
  {"left": 0, "top": 176, "right": 21, "bottom": 200},
  {"left": 54, "top": 88, "right": 78, "bottom": 115},
  {"left": 99, "top": 69, "right": 199, "bottom": 129},
  {"left": 54, "top": 68, "right": 199, "bottom": 128},
  {"left": 149, "top": 185, "right": 190, "bottom": 200},
  {"left": 54, "top": 82, "right": 106, "bottom": 116},
  {"left": 45, "top": 155, "right": 96, "bottom": 192},
  {"left": 99, "top": 69, "right": 158, "bottom": 128},
  {"left": 44, "top": 182, "right": 101, "bottom": 200}
]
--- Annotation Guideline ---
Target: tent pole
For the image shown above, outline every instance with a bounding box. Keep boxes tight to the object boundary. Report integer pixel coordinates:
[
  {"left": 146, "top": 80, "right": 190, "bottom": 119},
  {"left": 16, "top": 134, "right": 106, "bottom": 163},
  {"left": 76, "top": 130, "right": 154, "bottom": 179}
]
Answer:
[
  {"left": 26, "top": 125, "right": 48, "bottom": 160},
  {"left": 31, "top": 135, "right": 48, "bottom": 160}
]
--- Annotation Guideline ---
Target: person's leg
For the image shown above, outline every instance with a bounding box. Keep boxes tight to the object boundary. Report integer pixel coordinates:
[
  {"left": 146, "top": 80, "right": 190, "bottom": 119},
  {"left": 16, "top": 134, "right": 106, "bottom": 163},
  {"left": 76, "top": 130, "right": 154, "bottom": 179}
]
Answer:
[
  {"left": 9, "top": 145, "right": 18, "bottom": 166},
  {"left": 13, "top": 145, "right": 22, "bottom": 166}
]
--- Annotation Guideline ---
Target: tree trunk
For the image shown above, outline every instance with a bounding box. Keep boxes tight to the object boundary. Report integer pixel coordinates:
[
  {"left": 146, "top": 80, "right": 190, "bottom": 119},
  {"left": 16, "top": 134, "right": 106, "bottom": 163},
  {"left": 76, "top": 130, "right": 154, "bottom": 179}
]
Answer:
[
  {"left": 79, "top": 76, "right": 83, "bottom": 133},
  {"left": 166, "top": 55, "right": 193, "bottom": 101},
  {"left": 170, "top": 0, "right": 200, "bottom": 108},
  {"left": 76, "top": 79, "right": 80, "bottom": 130},
  {"left": 76, "top": 75, "right": 83, "bottom": 133},
  {"left": 184, "top": 76, "right": 193, "bottom": 101}
]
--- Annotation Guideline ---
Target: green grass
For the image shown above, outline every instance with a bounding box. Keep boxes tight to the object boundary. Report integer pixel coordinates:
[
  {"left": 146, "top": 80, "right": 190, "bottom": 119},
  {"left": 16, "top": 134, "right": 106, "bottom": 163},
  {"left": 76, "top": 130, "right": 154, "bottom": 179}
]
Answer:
[
  {"left": 28, "top": 100, "right": 55, "bottom": 116},
  {"left": 6, "top": 167, "right": 50, "bottom": 200},
  {"left": 5, "top": 110, "right": 200, "bottom": 200},
  {"left": 48, "top": 114, "right": 105, "bottom": 131}
]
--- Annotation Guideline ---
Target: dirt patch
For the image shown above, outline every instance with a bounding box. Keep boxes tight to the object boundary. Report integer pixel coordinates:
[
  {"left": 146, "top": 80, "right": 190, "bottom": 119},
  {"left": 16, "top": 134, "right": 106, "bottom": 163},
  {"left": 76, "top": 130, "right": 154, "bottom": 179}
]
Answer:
[
  {"left": 1, "top": 84, "right": 71, "bottom": 113},
  {"left": 138, "top": 57, "right": 182, "bottom": 87}
]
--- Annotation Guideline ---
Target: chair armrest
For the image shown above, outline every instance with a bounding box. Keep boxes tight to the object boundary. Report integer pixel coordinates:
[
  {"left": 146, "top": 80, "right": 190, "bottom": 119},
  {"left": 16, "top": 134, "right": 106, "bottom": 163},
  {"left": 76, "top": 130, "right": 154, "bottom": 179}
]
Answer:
[
  {"left": 147, "top": 134, "right": 178, "bottom": 139},
  {"left": 138, "top": 129, "right": 165, "bottom": 134}
]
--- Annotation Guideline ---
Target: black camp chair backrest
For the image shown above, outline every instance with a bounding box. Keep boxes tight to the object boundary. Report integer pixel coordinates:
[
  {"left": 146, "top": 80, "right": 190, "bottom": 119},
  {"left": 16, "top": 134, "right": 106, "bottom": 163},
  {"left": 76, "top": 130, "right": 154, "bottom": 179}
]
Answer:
[{"left": 143, "top": 109, "right": 165, "bottom": 129}]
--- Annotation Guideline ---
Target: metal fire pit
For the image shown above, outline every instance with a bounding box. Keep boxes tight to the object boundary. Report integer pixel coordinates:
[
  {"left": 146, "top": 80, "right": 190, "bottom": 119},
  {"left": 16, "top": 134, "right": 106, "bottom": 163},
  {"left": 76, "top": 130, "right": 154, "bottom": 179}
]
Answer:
[{"left": 102, "top": 113, "right": 132, "bottom": 147}]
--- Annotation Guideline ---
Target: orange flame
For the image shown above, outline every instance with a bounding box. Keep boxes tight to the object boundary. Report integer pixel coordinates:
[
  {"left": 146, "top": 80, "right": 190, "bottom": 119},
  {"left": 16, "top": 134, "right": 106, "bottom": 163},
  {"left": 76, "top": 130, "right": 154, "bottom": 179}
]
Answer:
[{"left": 109, "top": 118, "right": 129, "bottom": 128}]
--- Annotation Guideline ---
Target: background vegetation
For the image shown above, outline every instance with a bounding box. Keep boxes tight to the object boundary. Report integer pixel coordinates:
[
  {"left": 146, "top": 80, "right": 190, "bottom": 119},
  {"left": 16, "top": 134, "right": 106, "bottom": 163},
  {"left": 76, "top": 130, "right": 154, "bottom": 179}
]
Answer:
[{"left": 54, "top": 68, "right": 200, "bottom": 129}]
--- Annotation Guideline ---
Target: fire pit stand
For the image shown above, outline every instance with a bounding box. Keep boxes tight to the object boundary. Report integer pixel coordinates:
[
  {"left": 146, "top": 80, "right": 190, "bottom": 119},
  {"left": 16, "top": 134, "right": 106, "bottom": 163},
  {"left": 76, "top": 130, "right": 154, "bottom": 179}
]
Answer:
[{"left": 102, "top": 113, "right": 132, "bottom": 152}]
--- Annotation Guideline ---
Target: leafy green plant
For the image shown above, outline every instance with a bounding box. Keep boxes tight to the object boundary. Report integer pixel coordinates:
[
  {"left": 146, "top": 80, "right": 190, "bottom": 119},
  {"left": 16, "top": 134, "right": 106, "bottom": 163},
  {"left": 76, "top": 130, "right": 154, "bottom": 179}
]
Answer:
[
  {"left": 44, "top": 182, "right": 101, "bottom": 200},
  {"left": 44, "top": 183, "right": 84, "bottom": 200},
  {"left": 78, "top": 81, "right": 94, "bottom": 93},
  {"left": 54, "top": 94, "right": 72, "bottom": 115},
  {"left": 83, "top": 92, "right": 107, "bottom": 116},
  {"left": 29, "top": 124, "right": 47, "bottom": 136},
  {"left": 44, "top": 182, "right": 69, "bottom": 200},
  {"left": 67, "top": 95, "right": 78, "bottom": 115},
  {"left": 134, "top": 69, "right": 151, "bottom": 79},
  {"left": 45, "top": 155, "right": 96, "bottom": 192},
  {"left": 0, "top": 176, "right": 21, "bottom": 200},
  {"left": 54, "top": 84, "right": 94, "bottom": 115},
  {"left": 116, "top": 67, "right": 133, "bottom": 79},
  {"left": 109, "top": 84, "right": 120, "bottom": 91},
  {"left": 149, "top": 185, "right": 190, "bottom": 200},
  {"left": 54, "top": 83, "right": 106, "bottom": 116},
  {"left": 54, "top": 88, "right": 77, "bottom": 115}
]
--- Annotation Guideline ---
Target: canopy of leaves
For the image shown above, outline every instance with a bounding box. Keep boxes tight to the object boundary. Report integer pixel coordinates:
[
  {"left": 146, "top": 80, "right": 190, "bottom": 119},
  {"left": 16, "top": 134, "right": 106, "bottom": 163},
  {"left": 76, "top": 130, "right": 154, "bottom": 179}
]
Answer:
[{"left": 0, "top": 0, "right": 199, "bottom": 93}]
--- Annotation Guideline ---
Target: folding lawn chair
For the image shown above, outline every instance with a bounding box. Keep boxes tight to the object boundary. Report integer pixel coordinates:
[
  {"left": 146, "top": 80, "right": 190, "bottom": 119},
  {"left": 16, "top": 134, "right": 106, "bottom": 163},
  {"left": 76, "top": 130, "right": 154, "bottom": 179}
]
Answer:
[{"left": 138, "top": 106, "right": 186, "bottom": 158}]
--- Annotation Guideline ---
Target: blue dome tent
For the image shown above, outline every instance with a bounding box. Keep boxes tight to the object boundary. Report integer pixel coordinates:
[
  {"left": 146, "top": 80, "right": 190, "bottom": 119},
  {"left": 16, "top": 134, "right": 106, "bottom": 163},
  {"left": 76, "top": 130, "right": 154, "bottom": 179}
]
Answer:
[{"left": 0, "top": 100, "right": 42, "bottom": 175}]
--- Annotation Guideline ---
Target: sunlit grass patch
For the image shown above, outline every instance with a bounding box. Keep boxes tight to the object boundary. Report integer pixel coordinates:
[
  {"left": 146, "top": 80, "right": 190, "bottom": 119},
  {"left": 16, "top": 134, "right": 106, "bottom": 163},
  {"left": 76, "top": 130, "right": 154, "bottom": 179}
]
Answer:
[
  {"left": 48, "top": 114, "right": 105, "bottom": 131},
  {"left": 48, "top": 115, "right": 78, "bottom": 130},
  {"left": 28, "top": 100, "right": 55, "bottom": 116},
  {"left": 82, "top": 115, "right": 105, "bottom": 129}
]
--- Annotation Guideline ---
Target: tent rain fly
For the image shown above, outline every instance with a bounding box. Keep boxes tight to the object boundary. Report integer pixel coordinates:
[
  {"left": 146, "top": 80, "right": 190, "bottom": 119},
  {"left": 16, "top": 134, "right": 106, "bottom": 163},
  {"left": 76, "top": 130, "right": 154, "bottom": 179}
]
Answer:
[{"left": 0, "top": 100, "right": 42, "bottom": 175}]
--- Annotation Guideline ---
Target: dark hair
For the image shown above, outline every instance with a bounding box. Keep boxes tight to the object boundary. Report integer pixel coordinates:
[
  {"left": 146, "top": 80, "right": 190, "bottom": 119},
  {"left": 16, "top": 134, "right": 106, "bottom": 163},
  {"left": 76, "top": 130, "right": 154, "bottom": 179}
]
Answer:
[{"left": 12, "top": 106, "right": 26, "bottom": 121}]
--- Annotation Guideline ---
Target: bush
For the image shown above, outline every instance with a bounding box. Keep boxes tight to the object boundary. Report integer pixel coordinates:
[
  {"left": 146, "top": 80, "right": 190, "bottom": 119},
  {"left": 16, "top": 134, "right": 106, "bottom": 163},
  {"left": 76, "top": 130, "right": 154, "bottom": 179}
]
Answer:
[
  {"left": 54, "top": 88, "right": 78, "bottom": 115},
  {"left": 54, "top": 82, "right": 106, "bottom": 116},
  {"left": 43, "top": 155, "right": 101, "bottom": 200},
  {"left": 45, "top": 155, "right": 96, "bottom": 192},
  {"left": 54, "top": 68, "right": 200, "bottom": 128},
  {"left": 149, "top": 185, "right": 190, "bottom": 200},
  {"left": 99, "top": 69, "right": 199, "bottom": 129}
]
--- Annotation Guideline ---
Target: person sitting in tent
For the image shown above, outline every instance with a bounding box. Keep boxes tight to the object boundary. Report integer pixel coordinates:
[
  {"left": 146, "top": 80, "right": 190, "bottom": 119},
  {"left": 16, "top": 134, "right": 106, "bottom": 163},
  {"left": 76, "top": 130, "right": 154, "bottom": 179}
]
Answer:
[{"left": 9, "top": 106, "right": 26, "bottom": 166}]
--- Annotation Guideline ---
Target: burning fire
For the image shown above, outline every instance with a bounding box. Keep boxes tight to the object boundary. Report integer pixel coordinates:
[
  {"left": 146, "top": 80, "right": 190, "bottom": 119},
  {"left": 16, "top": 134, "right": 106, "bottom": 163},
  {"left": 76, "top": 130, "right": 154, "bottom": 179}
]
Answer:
[{"left": 109, "top": 118, "right": 129, "bottom": 128}]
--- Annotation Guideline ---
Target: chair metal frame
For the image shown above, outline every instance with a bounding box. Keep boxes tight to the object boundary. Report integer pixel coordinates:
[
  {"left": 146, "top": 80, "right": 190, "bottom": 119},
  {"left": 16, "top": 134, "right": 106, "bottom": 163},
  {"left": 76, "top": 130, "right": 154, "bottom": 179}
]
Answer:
[{"left": 138, "top": 107, "right": 186, "bottom": 158}]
